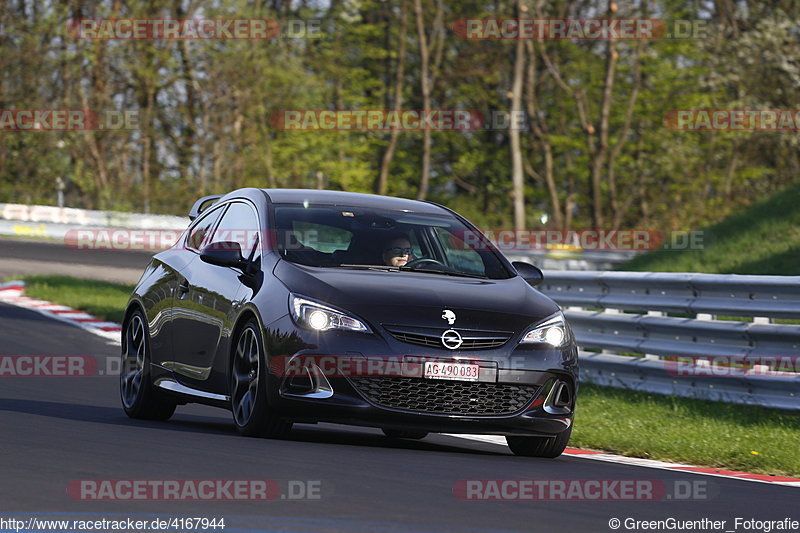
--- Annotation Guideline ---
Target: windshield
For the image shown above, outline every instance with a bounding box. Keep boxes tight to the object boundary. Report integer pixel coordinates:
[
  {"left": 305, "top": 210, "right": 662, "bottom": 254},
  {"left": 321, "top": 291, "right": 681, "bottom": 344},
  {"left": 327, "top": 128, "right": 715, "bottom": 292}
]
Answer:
[{"left": 273, "top": 204, "right": 512, "bottom": 279}]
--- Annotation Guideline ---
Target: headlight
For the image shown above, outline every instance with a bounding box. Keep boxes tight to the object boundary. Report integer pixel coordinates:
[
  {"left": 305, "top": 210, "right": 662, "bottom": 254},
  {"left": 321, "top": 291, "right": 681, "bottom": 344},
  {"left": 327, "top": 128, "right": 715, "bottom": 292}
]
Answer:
[
  {"left": 520, "top": 312, "right": 568, "bottom": 347},
  {"left": 289, "top": 294, "right": 371, "bottom": 333}
]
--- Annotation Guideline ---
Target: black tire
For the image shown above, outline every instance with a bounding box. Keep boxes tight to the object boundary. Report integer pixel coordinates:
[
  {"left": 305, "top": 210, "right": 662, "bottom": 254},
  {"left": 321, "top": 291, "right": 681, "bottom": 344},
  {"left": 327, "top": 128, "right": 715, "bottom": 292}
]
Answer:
[
  {"left": 120, "top": 309, "right": 176, "bottom": 420},
  {"left": 506, "top": 425, "right": 572, "bottom": 458},
  {"left": 230, "top": 319, "right": 292, "bottom": 438},
  {"left": 382, "top": 429, "right": 428, "bottom": 440}
]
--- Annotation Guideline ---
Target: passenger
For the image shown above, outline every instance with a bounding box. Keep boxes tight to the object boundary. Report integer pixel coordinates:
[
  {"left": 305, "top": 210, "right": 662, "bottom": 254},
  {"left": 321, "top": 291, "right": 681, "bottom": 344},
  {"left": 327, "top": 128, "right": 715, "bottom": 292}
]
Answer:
[{"left": 382, "top": 235, "right": 413, "bottom": 267}]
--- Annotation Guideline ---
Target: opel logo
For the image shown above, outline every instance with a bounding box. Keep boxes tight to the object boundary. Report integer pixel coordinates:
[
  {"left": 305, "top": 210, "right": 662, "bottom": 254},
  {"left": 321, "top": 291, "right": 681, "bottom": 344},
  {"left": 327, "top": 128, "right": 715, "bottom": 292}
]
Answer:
[{"left": 441, "top": 329, "right": 463, "bottom": 350}]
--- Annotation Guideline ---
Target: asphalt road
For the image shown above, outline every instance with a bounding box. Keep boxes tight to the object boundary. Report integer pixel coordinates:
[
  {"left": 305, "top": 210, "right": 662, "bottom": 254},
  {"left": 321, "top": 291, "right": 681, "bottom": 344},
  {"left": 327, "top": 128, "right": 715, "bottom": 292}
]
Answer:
[
  {"left": 0, "top": 302, "right": 797, "bottom": 533},
  {"left": 0, "top": 238, "right": 153, "bottom": 284}
]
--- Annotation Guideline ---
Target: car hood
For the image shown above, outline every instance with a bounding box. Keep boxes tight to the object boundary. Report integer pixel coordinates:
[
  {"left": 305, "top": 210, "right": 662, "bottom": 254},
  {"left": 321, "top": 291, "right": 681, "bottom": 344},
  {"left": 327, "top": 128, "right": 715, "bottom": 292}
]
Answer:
[{"left": 273, "top": 260, "right": 560, "bottom": 333}]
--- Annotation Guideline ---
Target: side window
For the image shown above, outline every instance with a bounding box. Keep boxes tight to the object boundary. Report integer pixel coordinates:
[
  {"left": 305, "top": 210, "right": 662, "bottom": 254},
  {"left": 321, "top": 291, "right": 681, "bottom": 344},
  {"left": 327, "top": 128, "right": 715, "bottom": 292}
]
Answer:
[
  {"left": 433, "top": 227, "right": 486, "bottom": 275},
  {"left": 205, "top": 202, "right": 260, "bottom": 259},
  {"left": 406, "top": 229, "right": 424, "bottom": 258},
  {"left": 186, "top": 207, "right": 223, "bottom": 251}
]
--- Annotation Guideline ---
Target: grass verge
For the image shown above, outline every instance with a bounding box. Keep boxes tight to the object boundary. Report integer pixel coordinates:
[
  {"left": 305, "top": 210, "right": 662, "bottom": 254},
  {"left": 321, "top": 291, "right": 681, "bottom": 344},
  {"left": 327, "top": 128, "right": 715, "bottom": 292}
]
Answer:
[
  {"left": 572, "top": 384, "right": 800, "bottom": 477},
  {"left": 10, "top": 275, "right": 134, "bottom": 324},
  {"left": 6, "top": 275, "right": 800, "bottom": 477},
  {"left": 621, "top": 181, "right": 800, "bottom": 274}
]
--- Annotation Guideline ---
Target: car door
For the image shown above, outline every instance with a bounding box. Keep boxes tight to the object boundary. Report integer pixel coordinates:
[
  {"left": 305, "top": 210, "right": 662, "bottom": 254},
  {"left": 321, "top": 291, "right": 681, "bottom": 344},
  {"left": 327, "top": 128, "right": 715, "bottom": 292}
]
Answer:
[
  {"left": 159, "top": 204, "right": 225, "bottom": 374},
  {"left": 171, "top": 200, "right": 261, "bottom": 390}
]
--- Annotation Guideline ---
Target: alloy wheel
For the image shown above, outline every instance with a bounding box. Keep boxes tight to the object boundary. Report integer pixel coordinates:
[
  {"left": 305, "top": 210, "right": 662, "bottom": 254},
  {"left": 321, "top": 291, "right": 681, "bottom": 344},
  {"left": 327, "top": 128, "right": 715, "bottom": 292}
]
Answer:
[
  {"left": 121, "top": 314, "right": 147, "bottom": 409},
  {"left": 232, "top": 326, "right": 260, "bottom": 426}
]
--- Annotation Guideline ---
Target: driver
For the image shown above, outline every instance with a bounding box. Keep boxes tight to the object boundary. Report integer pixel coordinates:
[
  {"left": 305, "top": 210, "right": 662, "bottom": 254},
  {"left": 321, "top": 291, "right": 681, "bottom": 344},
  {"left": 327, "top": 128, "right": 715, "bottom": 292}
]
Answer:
[{"left": 382, "top": 234, "right": 413, "bottom": 267}]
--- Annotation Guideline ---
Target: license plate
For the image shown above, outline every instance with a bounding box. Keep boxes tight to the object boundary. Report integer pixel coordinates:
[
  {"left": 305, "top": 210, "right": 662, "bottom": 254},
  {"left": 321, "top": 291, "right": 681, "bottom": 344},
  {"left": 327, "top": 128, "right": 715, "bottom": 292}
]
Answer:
[{"left": 423, "top": 361, "right": 479, "bottom": 381}]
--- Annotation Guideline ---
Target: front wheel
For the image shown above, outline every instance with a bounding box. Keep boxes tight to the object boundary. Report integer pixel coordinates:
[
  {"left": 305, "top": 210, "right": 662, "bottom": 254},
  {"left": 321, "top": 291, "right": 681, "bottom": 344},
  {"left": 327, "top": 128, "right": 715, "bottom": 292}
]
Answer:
[
  {"left": 120, "top": 309, "right": 176, "bottom": 420},
  {"left": 230, "top": 319, "right": 292, "bottom": 438},
  {"left": 506, "top": 425, "right": 572, "bottom": 458}
]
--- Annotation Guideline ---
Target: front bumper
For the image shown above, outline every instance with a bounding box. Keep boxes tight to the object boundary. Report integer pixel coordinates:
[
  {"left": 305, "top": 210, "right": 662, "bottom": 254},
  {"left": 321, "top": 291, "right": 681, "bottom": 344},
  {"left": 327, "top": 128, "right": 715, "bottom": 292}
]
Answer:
[
  {"left": 271, "top": 374, "right": 574, "bottom": 437},
  {"left": 264, "top": 315, "right": 578, "bottom": 437}
]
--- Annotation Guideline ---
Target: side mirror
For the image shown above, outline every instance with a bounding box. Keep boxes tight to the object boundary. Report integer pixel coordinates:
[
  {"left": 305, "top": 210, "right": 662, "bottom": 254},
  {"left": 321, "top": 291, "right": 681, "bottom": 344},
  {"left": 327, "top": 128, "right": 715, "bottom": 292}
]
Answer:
[
  {"left": 512, "top": 261, "right": 544, "bottom": 286},
  {"left": 200, "top": 241, "right": 246, "bottom": 269}
]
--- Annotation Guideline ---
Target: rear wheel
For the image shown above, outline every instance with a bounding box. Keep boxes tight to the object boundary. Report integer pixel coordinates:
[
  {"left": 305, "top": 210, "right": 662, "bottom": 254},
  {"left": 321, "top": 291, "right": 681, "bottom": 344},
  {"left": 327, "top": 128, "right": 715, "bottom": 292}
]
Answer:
[
  {"left": 382, "top": 429, "right": 428, "bottom": 440},
  {"left": 506, "top": 425, "right": 572, "bottom": 458},
  {"left": 120, "top": 310, "right": 176, "bottom": 420},
  {"left": 230, "top": 320, "right": 291, "bottom": 438}
]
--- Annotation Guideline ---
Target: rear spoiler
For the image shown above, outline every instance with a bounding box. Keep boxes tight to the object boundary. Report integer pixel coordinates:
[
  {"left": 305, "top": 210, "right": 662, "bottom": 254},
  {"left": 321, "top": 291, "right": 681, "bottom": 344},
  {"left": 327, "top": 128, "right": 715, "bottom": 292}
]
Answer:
[{"left": 188, "top": 194, "right": 223, "bottom": 221}]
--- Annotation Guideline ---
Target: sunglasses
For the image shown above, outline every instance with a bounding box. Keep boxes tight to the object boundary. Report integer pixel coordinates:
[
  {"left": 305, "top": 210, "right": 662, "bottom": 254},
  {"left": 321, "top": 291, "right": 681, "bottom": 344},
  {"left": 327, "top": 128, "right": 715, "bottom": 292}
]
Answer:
[{"left": 385, "top": 247, "right": 412, "bottom": 256}]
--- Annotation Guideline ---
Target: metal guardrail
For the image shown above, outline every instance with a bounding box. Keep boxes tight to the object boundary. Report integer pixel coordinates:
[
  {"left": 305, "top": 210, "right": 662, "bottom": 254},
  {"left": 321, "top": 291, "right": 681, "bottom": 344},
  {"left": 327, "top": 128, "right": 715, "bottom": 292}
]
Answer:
[
  {"left": 538, "top": 271, "right": 800, "bottom": 410},
  {"left": 504, "top": 250, "right": 636, "bottom": 271},
  {"left": 579, "top": 352, "right": 800, "bottom": 410},
  {"left": 540, "top": 271, "right": 800, "bottom": 318}
]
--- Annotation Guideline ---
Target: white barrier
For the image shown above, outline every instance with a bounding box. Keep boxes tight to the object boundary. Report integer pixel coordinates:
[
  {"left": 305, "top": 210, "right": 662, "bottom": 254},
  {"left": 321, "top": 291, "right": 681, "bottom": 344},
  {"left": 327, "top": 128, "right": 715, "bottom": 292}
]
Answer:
[
  {"left": 0, "top": 203, "right": 188, "bottom": 230},
  {"left": 0, "top": 203, "right": 189, "bottom": 246}
]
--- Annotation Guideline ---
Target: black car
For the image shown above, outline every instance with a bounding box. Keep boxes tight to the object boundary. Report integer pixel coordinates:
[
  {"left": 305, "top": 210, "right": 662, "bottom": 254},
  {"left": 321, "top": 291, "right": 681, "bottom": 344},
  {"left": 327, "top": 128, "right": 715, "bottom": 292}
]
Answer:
[{"left": 120, "top": 188, "right": 578, "bottom": 457}]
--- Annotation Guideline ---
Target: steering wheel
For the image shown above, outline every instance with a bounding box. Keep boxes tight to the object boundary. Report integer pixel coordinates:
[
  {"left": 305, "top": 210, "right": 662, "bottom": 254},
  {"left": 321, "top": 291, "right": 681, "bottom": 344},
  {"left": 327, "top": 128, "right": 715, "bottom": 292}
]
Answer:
[{"left": 404, "top": 257, "right": 447, "bottom": 269}]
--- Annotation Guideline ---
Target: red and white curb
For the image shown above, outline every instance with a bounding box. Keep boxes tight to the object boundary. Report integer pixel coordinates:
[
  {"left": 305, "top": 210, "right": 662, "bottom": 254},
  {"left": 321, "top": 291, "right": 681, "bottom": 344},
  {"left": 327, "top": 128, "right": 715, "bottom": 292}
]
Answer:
[
  {"left": 447, "top": 434, "right": 800, "bottom": 487},
  {"left": 1, "top": 280, "right": 797, "bottom": 488},
  {"left": 0, "top": 280, "right": 121, "bottom": 344}
]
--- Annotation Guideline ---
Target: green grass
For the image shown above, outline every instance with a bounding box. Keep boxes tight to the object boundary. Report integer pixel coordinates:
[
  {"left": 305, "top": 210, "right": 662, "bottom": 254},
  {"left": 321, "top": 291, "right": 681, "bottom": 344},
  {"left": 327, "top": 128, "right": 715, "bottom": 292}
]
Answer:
[
  {"left": 572, "top": 384, "right": 800, "bottom": 477},
  {"left": 12, "top": 275, "right": 133, "bottom": 324},
  {"left": 6, "top": 275, "right": 800, "bottom": 477},
  {"left": 622, "top": 181, "right": 800, "bottom": 274},
  {"left": 0, "top": 233, "right": 63, "bottom": 243}
]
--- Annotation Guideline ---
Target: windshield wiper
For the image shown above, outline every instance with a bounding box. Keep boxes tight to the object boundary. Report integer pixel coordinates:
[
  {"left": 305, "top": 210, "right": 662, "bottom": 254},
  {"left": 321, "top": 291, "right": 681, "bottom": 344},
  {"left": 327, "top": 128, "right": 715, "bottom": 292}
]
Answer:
[
  {"left": 336, "top": 264, "right": 400, "bottom": 272},
  {"left": 400, "top": 267, "right": 487, "bottom": 279},
  {"left": 326, "top": 264, "right": 487, "bottom": 279}
]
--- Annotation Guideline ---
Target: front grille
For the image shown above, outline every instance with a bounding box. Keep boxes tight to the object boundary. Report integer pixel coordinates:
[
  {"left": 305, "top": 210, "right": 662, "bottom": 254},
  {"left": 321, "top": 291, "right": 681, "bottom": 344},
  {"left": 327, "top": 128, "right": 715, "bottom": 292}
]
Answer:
[
  {"left": 349, "top": 376, "right": 538, "bottom": 415},
  {"left": 383, "top": 325, "right": 512, "bottom": 350},
  {"left": 386, "top": 330, "right": 441, "bottom": 348}
]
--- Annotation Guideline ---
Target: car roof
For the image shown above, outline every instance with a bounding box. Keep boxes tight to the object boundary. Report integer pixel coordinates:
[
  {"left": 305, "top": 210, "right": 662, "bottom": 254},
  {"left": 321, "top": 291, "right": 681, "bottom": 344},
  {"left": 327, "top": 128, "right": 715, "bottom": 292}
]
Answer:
[{"left": 261, "top": 189, "right": 447, "bottom": 215}]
